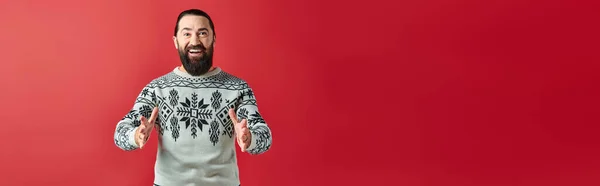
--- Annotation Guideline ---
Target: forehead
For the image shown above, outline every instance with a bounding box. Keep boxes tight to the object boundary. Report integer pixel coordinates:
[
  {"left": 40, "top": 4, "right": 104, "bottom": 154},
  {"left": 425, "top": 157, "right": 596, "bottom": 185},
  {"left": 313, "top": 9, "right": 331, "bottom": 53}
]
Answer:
[{"left": 178, "top": 15, "right": 210, "bottom": 30}]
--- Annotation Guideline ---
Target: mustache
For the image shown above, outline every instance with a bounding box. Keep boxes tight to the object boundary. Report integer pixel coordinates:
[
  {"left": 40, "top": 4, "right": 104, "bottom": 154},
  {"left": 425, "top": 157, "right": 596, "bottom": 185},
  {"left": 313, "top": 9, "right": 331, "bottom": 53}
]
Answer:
[{"left": 185, "top": 45, "right": 206, "bottom": 51}]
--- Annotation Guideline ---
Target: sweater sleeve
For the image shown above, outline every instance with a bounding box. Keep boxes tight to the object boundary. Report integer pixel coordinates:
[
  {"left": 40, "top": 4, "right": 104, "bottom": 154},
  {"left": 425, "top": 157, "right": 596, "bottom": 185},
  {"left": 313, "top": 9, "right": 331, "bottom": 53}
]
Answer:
[
  {"left": 236, "top": 84, "right": 273, "bottom": 155},
  {"left": 114, "top": 85, "right": 158, "bottom": 151}
]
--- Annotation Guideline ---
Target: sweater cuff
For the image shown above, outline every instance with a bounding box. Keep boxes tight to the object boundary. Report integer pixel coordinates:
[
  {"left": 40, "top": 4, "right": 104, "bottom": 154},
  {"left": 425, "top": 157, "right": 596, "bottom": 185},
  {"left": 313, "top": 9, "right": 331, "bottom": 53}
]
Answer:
[
  {"left": 128, "top": 126, "right": 140, "bottom": 149},
  {"left": 245, "top": 130, "right": 259, "bottom": 152}
]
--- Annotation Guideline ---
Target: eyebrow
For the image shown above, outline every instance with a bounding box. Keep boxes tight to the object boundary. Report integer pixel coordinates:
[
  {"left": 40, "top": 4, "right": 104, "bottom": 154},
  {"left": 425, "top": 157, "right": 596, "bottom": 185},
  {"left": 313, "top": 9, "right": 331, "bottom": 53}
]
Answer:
[{"left": 181, "top": 27, "right": 209, "bottom": 32}]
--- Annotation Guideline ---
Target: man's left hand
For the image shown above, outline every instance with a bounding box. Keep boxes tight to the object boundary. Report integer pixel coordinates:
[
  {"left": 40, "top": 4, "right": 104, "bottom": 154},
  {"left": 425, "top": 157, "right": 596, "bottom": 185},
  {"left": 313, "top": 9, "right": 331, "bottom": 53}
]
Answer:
[{"left": 229, "top": 108, "right": 251, "bottom": 152}]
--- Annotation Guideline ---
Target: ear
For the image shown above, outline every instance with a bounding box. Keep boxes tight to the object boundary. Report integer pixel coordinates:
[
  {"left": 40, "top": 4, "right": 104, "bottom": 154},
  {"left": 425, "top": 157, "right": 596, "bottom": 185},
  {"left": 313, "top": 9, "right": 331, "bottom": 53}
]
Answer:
[{"left": 172, "top": 36, "right": 178, "bottom": 49}]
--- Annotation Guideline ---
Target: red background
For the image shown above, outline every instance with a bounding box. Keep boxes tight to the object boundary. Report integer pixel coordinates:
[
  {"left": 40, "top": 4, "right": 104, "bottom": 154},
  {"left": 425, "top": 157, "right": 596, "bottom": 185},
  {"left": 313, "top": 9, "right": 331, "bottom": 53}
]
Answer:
[{"left": 1, "top": 0, "right": 599, "bottom": 185}]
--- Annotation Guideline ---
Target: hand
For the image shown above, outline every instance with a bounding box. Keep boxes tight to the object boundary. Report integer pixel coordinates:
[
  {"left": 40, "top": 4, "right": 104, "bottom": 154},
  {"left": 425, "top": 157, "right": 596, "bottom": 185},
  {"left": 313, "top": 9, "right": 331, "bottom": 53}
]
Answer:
[
  {"left": 135, "top": 107, "right": 158, "bottom": 149},
  {"left": 229, "top": 108, "right": 251, "bottom": 152}
]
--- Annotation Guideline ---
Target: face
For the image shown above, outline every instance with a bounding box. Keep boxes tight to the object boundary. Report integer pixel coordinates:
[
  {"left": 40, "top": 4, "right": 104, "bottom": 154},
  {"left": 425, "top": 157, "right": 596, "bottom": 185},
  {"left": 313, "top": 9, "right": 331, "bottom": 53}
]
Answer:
[{"left": 173, "top": 15, "right": 215, "bottom": 76}]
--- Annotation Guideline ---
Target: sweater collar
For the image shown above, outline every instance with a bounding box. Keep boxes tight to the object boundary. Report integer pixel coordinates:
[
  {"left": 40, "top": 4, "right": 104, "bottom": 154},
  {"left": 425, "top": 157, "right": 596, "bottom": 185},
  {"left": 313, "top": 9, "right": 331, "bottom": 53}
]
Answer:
[{"left": 173, "top": 66, "right": 222, "bottom": 78}]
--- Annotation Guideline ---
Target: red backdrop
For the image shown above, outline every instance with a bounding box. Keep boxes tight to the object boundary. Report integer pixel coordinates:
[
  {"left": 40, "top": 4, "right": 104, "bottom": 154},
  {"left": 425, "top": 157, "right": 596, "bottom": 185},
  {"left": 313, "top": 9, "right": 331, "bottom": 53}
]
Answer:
[{"left": 1, "top": 0, "right": 599, "bottom": 185}]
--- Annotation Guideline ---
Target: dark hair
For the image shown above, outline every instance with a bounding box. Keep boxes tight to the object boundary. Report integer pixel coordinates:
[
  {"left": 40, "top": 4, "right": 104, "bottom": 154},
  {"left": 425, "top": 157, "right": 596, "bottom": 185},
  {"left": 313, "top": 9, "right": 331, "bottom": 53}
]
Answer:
[{"left": 174, "top": 9, "right": 216, "bottom": 37}]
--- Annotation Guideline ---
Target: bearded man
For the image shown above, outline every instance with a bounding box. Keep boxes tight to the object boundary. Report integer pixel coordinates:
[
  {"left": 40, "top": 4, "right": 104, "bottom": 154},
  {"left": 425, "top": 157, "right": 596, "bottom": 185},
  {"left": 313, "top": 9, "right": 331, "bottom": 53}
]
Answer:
[{"left": 113, "top": 9, "right": 273, "bottom": 186}]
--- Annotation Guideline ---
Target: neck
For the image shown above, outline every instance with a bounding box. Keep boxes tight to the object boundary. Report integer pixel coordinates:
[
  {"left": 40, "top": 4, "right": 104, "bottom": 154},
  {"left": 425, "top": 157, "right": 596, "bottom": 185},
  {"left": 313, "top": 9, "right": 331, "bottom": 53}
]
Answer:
[{"left": 178, "top": 65, "right": 216, "bottom": 75}]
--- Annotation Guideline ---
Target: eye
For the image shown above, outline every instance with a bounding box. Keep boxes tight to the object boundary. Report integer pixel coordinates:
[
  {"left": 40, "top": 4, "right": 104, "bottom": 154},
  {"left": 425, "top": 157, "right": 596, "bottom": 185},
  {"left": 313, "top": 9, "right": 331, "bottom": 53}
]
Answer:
[
  {"left": 200, "top": 31, "right": 208, "bottom": 36},
  {"left": 183, "top": 33, "right": 190, "bottom": 37}
]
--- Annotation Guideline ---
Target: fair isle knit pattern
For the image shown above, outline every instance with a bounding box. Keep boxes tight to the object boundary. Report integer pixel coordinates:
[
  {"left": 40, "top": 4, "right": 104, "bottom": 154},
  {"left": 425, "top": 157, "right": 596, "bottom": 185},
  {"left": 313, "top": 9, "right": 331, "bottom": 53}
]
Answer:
[{"left": 114, "top": 67, "right": 272, "bottom": 186}]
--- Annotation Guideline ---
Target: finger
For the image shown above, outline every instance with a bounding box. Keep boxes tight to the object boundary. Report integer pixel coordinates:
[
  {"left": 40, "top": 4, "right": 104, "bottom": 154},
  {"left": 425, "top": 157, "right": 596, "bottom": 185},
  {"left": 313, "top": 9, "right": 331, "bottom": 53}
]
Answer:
[
  {"left": 242, "top": 132, "right": 250, "bottom": 142},
  {"left": 140, "top": 132, "right": 150, "bottom": 149},
  {"left": 244, "top": 140, "right": 250, "bottom": 152},
  {"left": 244, "top": 133, "right": 251, "bottom": 152},
  {"left": 240, "top": 119, "right": 248, "bottom": 129},
  {"left": 240, "top": 127, "right": 249, "bottom": 135},
  {"left": 138, "top": 135, "right": 145, "bottom": 149},
  {"left": 140, "top": 115, "right": 155, "bottom": 133},
  {"left": 149, "top": 107, "right": 159, "bottom": 124},
  {"left": 140, "top": 116, "right": 148, "bottom": 126},
  {"left": 241, "top": 134, "right": 248, "bottom": 142},
  {"left": 146, "top": 120, "right": 155, "bottom": 132},
  {"left": 235, "top": 120, "right": 247, "bottom": 133},
  {"left": 240, "top": 136, "right": 249, "bottom": 152},
  {"left": 238, "top": 136, "right": 246, "bottom": 152},
  {"left": 228, "top": 108, "right": 239, "bottom": 124},
  {"left": 234, "top": 119, "right": 246, "bottom": 129},
  {"left": 139, "top": 123, "right": 146, "bottom": 133},
  {"left": 237, "top": 129, "right": 249, "bottom": 143}
]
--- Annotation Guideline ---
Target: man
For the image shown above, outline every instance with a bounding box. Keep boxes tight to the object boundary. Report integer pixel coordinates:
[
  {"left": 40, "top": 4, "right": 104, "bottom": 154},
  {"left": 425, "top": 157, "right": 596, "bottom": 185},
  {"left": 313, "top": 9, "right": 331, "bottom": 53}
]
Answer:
[{"left": 113, "top": 9, "right": 273, "bottom": 186}]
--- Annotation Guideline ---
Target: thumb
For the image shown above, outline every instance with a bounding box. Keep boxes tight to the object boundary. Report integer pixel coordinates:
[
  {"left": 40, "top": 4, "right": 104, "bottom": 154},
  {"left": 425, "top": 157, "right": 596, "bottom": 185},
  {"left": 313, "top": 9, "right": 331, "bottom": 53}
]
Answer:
[
  {"left": 228, "top": 108, "right": 239, "bottom": 124},
  {"left": 149, "top": 107, "right": 159, "bottom": 124}
]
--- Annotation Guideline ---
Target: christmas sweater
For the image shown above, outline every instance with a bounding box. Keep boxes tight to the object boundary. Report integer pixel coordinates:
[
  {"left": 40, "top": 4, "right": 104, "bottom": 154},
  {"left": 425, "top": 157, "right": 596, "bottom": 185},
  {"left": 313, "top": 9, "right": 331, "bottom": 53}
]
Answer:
[{"left": 113, "top": 66, "right": 272, "bottom": 186}]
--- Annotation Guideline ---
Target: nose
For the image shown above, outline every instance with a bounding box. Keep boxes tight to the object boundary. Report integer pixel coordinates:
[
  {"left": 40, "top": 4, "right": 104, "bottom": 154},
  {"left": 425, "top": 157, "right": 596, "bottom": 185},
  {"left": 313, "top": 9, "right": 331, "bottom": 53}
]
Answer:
[{"left": 190, "top": 34, "right": 201, "bottom": 46}]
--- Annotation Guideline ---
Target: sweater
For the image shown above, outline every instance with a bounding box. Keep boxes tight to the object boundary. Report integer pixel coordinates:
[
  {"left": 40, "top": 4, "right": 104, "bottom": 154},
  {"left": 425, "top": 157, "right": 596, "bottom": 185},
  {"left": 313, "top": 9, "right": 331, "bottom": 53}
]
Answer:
[{"left": 113, "top": 66, "right": 273, "bottom": 186}]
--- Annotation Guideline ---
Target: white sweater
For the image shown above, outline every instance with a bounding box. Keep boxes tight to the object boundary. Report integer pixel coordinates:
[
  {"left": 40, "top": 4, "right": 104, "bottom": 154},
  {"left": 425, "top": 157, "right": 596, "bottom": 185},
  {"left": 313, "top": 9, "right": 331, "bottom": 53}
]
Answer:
[{"left": 114, "top": 67, "right": 272, "bottom": 186}]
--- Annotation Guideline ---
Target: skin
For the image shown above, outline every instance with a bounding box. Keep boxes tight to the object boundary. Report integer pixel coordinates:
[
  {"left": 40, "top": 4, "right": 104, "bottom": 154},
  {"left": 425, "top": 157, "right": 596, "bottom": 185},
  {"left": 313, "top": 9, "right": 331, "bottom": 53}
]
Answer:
[
  {"left": 134, "top": 15, "right": 251, "bottom": 151},
  {"left": 173, "top": 15, "right": 216, "bottom": 74}
]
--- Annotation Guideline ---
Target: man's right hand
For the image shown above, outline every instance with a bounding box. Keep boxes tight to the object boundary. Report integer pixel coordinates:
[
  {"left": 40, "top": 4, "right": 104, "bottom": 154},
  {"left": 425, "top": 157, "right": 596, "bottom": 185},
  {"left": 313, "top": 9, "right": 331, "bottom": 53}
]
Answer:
[{"left": 135, "top": 107, "right": 159, "bottom": 149}]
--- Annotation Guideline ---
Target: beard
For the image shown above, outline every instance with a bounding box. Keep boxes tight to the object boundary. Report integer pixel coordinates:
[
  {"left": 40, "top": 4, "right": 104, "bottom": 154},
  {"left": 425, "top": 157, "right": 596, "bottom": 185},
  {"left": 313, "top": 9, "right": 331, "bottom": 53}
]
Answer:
[{"left": 178, "top": 43, "right": 214, "bottom": 76}]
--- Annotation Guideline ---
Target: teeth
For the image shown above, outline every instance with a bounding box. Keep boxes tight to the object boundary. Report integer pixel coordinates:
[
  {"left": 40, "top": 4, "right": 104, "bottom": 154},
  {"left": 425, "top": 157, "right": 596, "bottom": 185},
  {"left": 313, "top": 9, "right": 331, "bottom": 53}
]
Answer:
[{"left": 189, "top": 49, "right": 201, "bottom": 52}]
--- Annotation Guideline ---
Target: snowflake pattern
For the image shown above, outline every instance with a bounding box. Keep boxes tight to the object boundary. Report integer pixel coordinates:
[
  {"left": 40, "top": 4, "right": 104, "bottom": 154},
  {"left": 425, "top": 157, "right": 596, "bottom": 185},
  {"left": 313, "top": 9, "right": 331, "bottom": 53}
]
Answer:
[
  {"left": 115, "top": 69, "right": 272, "bottom": 155},
  {"left": 176, "top": 92, "right": 212, "bottom": 138},
  {"left": 141, "top": 88, "right": 150, "bottom": 97},
  {"left": 122, "top": 110, "right": 141, "bottom": 127},
  {"left": 139, "top": 105, "right": 153, "bottom": 119},
  {"left": 248, "top": 111, "right": 266, "bottom": 127},
  {"left": 237, "top": 108, "right": 249, "bottom": 122}
]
